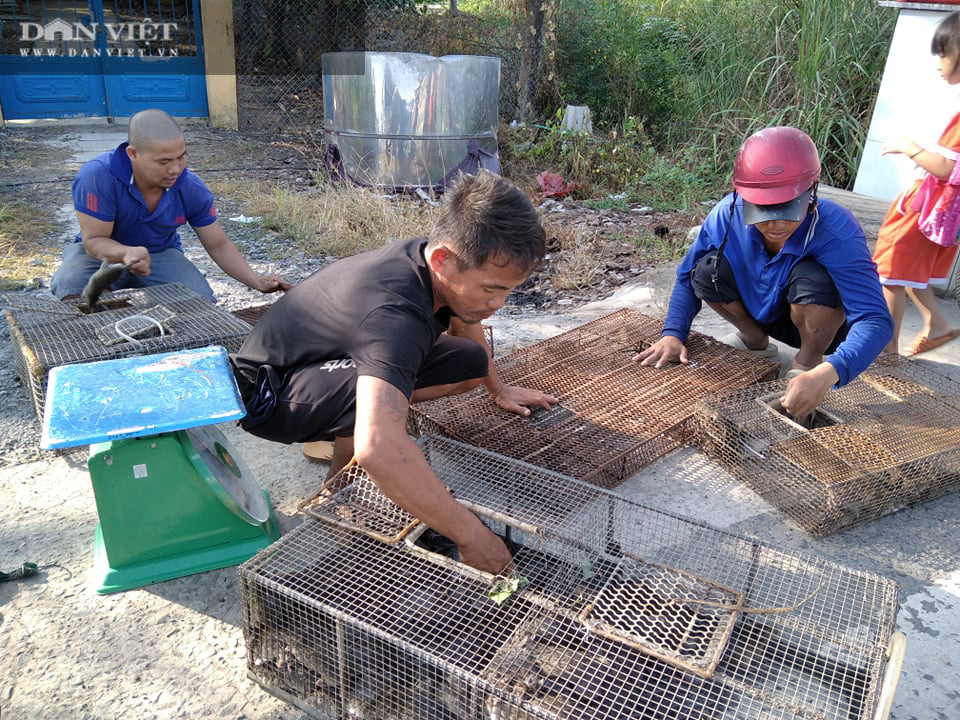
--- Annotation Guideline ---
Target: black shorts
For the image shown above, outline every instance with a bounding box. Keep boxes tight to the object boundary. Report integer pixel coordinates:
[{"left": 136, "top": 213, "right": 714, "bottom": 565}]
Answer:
[
  {"left": 237, "top": 334, "right": 488, "bottom": 444},
  {"left": 690, "top": 251, "right": 847, "bottom": 351}
]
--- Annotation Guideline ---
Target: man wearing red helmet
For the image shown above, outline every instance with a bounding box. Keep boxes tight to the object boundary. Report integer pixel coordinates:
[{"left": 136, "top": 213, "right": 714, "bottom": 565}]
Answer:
[{"left": 635, "top": 126, "right": 892, "bottom": 419}]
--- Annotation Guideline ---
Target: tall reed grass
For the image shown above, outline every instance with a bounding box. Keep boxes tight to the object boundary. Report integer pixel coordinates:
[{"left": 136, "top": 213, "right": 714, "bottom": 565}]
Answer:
[
  {"left": 657, "top": 0, "right": 895, "bottom": 188},
  {"left": 462, "top": 0, "right": 894, "bottom": 191}
]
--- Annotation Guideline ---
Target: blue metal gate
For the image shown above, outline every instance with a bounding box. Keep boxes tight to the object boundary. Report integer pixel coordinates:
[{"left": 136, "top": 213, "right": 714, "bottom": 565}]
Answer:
[{"left": 0, "top": 0, "right": 208, "bottom": 120}]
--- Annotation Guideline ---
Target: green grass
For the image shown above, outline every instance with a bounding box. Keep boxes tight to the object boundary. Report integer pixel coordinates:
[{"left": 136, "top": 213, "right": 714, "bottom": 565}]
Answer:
[
  {"left": 658, "top": 0, "right": 894, "bottom": 189},
  {"left": 582, "top": 196, "right": 630, "bottom": 212},
  {"left": 466, "top": 0, "right": 893, "bottom": 197}
]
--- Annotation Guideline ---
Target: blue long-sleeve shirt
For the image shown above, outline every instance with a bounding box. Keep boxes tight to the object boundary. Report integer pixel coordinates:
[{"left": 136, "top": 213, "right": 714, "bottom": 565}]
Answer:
[{"left": 663, "top": 193, "right": 893, "bottom": 386}]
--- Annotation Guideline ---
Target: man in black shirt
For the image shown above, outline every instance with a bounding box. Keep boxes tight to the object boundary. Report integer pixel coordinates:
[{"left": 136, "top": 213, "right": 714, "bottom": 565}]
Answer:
[{"left": 231, "top": 170, "right": 556, "bottom": 575}]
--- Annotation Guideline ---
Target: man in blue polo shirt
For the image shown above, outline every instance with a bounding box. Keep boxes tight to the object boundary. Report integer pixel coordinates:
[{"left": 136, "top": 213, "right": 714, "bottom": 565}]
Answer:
[
  {"left": 50, "top": 108, "right": 289, "bottom": 302},
  {"left": 634, "top": 126, "right": 893, "bottom": 419}
]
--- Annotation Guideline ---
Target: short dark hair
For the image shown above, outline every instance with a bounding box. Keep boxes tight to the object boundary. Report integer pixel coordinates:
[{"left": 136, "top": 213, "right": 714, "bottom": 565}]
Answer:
[
  {"left": 128, "top": 109, "right": 183, "bottom": 151},
  {"left": 429, "top": 170, "right": 545, "bottom": 272},
  {"left": 932, "top": 11, "right": 960, "bottom": 69}
]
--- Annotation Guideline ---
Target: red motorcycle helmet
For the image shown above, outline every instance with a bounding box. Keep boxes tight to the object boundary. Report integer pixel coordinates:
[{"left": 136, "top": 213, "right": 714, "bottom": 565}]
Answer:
[{"left": 733, "top": 126, "right": 821, "bottom": 224}]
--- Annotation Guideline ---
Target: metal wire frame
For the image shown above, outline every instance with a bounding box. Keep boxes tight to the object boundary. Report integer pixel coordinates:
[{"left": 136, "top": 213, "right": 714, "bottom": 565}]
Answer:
[
  {"left": 697, "top": 353, "right": 960, "bottom": 536},
  {"left": 408, "top": 309, "right": 780, "bottom": 488},
  {"left": 239, "top": 434, "right": 900, "bottom": 720},
  {"left": 2, "top": 283, "right": 251, "bottom": 421},
  {"left": 231, "top": 303, "right": 273, "bottom": 327},
  {"left": 300, "top": 463, "right": 422, "bottom": 545}
]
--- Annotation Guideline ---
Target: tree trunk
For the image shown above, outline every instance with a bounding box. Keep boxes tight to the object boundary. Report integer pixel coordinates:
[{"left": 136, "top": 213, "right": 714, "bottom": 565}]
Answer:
[{"left": 515, "top": 0, "right": 545, "bottom": 123}]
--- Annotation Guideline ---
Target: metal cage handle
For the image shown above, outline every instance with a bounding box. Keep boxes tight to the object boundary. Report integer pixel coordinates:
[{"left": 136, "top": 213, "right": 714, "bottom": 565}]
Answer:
[{"left": 873, "top": 631, "right": 906, "bottom": 720}]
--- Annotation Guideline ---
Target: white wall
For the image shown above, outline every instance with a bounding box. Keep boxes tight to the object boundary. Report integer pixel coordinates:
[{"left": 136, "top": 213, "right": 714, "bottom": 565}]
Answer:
[{"left": 854, "top": 7, "right": 960, "bottom": 201}]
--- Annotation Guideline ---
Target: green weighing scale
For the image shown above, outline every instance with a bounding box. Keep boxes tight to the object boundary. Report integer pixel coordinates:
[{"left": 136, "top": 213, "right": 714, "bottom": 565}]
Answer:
[{"left": 40, "top": 346, "right": 279, "bottom": 594}]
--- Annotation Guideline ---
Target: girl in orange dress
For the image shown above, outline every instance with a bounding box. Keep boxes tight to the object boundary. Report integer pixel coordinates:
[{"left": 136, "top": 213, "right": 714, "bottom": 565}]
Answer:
[{"left": 872, "top": 10, "right": 960, "bottom": 356}]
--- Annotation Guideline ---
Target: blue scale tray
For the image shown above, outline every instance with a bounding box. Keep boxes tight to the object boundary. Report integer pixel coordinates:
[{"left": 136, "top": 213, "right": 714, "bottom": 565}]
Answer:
[{"left": 40, "top": 345, "right": 245, "bottom": 450}]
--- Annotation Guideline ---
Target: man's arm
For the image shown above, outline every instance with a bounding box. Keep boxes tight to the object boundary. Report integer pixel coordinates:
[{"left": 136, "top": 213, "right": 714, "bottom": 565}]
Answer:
[
  {"left": 633, "top": 230, "right": 714, "bottom": 368},
  {"left": 77, "top": 213, "right": 151, "bottom": 275},
  {"left": 633, "top": 272, "right": 699, "bottom": 368},
  {"left": 194, "top": 220, "right": 291, "bottom": 294},
  {"left": 779, "top": 209, "right": 893, "bottom": 417},
  {"left": 448, "top": 317, "right": 557, "bottom": 416},
  {"left": 812, "top": 213, "right": 894, "bottom": 386},
  {"left": 353, "top": 374, "right": 512, "bottom": 574}
]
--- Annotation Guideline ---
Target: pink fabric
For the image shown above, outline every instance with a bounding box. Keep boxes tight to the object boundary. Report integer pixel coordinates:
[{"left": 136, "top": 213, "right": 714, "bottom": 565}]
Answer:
[
  {"left": 537, "top": 171, "right": 577, "bottom": 198},
  {"left": 910, "top": 160, "right": 960, "bottom": 247}
]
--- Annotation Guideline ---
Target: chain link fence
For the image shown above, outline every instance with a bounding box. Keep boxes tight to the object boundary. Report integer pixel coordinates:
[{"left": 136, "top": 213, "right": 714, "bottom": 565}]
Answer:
[{"left": 232, "top": 1, "right": 551, "bottom": 138}]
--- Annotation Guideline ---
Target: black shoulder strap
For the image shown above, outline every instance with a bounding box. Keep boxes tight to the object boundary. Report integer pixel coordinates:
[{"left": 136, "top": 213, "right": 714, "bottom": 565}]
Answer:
[{"left": 711, "top": 191, "right": 738, "bottom": 289}]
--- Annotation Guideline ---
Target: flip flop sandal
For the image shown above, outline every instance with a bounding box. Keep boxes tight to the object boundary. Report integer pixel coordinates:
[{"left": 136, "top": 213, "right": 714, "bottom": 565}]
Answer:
[
  {"left": 303, "top": 440, "right": 335, "bottom": 462},
  {"left": 719, "top": 332, "right": 779, "bottom": 358},
  {"left": 907, "top": 329, "right": 960, "bottom": 356}
]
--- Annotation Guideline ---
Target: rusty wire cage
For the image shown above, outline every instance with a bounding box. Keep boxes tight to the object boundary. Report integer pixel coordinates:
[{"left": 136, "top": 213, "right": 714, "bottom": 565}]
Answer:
[
  {"left": 2, "top": 284, "right": 251, "bottom": 421},
  {"left": 408, "top": 309, "right": 779, "bottom": 488},
  {"left": 231, "top": 303, "right": 274, "bottom": 327},
  {"left": 696, "top": 354, "right": 960, "bottom": 536},
  {"left": 239, "top": 434, "right": 901, "bottom": 720}
]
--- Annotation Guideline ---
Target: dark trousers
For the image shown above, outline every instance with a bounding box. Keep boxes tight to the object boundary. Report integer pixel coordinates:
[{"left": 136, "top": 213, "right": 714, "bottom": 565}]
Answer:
[{"left": 690, "top": 250, "right": 847, "bottom": 351}]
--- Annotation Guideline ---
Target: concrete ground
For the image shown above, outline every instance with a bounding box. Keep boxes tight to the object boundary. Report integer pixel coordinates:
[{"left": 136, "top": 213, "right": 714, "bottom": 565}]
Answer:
[
  {"left": 563, "top": 276, "right": 960, "bottom": 720},
  {"left": 1, "top": 121, "right": 959, "bottom": 720}
]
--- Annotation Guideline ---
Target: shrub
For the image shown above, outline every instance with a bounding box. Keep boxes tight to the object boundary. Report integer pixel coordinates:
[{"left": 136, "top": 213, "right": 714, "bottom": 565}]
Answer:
[
  {"left": 548, "top": 0, "right": 693, "bottom": 138},
  {"left": 499, "top": 114, "right": 716, "bottom": 210}
]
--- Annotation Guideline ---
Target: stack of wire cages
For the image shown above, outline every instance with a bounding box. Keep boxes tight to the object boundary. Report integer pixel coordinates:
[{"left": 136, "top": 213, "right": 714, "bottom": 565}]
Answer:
[
  {"left": 238, "top": 434, "right": 903, "bottom": 720},
  {"left": 696, "top": 354, "right": 960, "bottom": 536},
  {"left": 407, "top": 309, "right": 779, "bottom": 488},
  {"left": 2, "top": 283, "right": 252, "bottom": 421}
]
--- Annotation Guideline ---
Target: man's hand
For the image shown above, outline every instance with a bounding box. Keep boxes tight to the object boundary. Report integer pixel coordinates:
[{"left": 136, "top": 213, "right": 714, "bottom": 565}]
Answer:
[
  {"left": 780, "top": 362, "right": 839, "bottom": 420},
  {"left": 195, "top": 221, "right": 292, "bottom": 294},
  {"left": 120, "top": 246, "right": 150, "bottom": 275},
  {"left": 355, "top": 376, "right": 515, "bottom": 575},
  {"left": 633, "top": 335, "right": 688, "bottom": 368},
  {"left": 493, "top": 385, "right": 558, "bottom": 417},
  {"left": 78, "top": 214, "right": 151, "bottom": 276},
  {"left": 251, "top": 272, "right": 291, "bottom": 294},
  {"left": 457, "top": 523, "right": 513, "bottom": 575}
]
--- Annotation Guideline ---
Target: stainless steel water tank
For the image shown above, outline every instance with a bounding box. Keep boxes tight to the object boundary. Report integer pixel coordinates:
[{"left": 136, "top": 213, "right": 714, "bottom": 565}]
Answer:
[{"left": 322, "top": 52, "right": 500, "bottom": 189}]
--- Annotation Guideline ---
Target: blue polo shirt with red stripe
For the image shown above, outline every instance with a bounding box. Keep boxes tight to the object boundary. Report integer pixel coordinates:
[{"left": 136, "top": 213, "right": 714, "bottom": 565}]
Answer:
[{"left": 71, "top": 142, "right": 218, "bottom": 252}]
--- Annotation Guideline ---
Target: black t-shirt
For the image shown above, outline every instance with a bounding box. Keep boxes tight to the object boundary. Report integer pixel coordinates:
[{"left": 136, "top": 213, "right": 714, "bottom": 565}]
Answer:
[{"left": 231, "top": 237, "right": 451, "bottom": 398}]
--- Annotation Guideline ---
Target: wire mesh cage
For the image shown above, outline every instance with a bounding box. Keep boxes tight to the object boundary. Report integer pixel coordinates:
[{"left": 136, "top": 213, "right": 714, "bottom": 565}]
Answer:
[
  {"left": 240, "top": 434, "right": 901, "bottom": 720},
  {"left": 408, "top": 309, "right": 779, "bottom": 488},
  {"left": 2, "top": 284, "right": 252, "bottom": 421},
  {"left": 231, "top": 303, "right": 274, "bottom": 327},
  {"left": 696, "top": 353, "right": 960, "bottom": 536}
]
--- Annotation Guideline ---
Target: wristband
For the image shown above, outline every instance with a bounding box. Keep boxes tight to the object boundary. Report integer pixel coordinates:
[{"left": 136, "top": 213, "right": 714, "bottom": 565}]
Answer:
[{"left": 908, "top": 148, "right": 923, "bottom": 159}]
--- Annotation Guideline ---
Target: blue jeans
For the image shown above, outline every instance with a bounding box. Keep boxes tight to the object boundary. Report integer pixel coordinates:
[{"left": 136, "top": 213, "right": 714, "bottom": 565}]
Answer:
[{"left": 50, "top": 242, "right": 215, "bottom": 302}]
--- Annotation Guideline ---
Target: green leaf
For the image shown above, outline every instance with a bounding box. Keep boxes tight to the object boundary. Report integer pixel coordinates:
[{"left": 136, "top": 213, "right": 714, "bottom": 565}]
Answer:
[{"left": 487, "top": 575, "right": 530, "bottom": 606}]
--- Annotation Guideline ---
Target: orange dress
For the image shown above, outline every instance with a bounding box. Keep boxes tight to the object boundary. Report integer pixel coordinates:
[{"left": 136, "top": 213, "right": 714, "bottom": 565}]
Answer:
[{"left": 873, "top": 112, "right": 960, "bottom": 287}]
